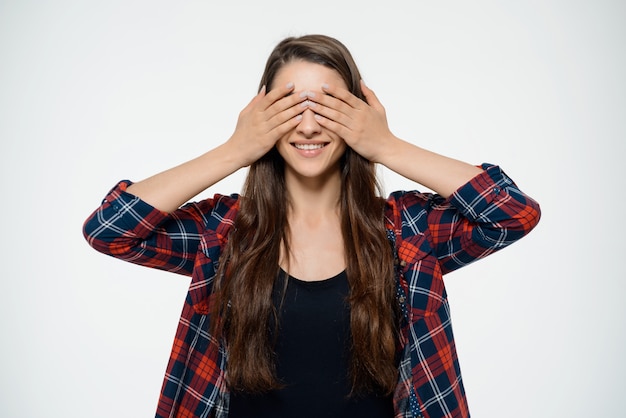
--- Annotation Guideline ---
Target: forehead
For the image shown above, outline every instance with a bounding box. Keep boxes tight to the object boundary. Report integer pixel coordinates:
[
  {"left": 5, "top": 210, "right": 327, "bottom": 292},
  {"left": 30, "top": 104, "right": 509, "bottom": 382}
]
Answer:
[{"left": 274, "top": 60, "right": 347, "bottom": 89}]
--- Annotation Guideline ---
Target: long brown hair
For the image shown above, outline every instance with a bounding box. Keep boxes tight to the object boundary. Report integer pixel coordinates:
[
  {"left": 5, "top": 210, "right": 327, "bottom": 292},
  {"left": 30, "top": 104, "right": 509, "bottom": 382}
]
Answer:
[{"left": 210, "top": 34, "right": 398, "bottom": 395}]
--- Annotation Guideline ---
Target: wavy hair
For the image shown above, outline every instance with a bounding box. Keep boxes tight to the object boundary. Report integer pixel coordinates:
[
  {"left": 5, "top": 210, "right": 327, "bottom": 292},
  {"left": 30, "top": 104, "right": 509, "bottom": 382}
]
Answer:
[{"left": 211, "top": 34, "right": 398, "bottom": 395}]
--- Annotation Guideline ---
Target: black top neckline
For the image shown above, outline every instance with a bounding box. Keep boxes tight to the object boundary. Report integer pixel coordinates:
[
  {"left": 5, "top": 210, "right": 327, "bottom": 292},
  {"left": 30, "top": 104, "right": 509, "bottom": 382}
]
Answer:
[{"left": 279, "top": 267, "right": 347, "bottom": 289}]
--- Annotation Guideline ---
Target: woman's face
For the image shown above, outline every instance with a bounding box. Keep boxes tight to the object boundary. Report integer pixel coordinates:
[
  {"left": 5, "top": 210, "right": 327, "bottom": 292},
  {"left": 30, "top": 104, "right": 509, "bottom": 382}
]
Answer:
[{"left": 272, "top": 60, "right": 348, "bottom": 183}]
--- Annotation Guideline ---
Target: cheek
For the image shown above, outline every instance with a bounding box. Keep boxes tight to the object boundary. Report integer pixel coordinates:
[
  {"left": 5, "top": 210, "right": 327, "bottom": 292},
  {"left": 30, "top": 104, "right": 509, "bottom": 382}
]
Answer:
[
  {"left": 330, "top": 133, "right": 347, "bottom": 151},
  {"left": 275, "top": 135, "right": 291, "bottom": 157},
  {"left": 336, "top": 142, "right": 347, "bottom": 157},
  {"left": 324, "top": 128, "right": 344, "bottom": 144}
]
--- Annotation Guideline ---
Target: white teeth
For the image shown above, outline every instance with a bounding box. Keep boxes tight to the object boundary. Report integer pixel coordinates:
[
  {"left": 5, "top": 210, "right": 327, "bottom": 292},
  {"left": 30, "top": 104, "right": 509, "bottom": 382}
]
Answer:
[{"left": 294, "top": 143, "right": 325, "bottom": 150}]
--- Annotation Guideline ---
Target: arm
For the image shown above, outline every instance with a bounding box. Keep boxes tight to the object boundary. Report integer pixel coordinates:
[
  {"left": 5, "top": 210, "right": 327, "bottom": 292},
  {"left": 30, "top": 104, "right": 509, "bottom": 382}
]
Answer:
[
  {"left": 84, "top": 83, "right": 308, "bottom": 270},
  {"left": 311, "top": 82, "right": 540, "bottom": 271},
  {"left": 391, "top": 164, "right": 540, "bottom": 274},
  {"left": 126, "top": 143, "right": 245, "bottom": 213},
  {"left": 375, "top": 137, "right": 482, "bottom": 198},
  {"left": 83, "top": 182, "right": 223, "bottom": 275},
  {"left": 308, "top": 80, "right": 482, "bottom": 197}
]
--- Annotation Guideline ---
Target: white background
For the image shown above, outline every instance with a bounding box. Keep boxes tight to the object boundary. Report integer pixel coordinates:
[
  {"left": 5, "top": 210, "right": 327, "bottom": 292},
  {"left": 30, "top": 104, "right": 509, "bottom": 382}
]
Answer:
[{"left": 1, "top": 1, "right": 624, "bottom": 417}]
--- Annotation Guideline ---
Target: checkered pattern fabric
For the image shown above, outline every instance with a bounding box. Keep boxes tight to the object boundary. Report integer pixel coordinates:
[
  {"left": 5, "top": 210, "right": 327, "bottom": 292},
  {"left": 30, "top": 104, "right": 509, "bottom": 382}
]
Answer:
[{"left": 83, "top": 164, "right": 540, "bottom": 418}]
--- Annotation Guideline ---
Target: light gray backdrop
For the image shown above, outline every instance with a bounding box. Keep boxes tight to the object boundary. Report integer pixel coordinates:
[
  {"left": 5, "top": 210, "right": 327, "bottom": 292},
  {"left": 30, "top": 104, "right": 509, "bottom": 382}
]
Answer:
[{"left": 1, "top": 1, "right": 624, "bottom": 417}]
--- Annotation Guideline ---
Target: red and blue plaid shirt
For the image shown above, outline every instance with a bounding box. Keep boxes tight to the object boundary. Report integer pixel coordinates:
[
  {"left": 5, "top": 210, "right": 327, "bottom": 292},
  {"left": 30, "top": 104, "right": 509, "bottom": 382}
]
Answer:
[{"left": 83, "top": 164, "right": 540, "bottom": 418}]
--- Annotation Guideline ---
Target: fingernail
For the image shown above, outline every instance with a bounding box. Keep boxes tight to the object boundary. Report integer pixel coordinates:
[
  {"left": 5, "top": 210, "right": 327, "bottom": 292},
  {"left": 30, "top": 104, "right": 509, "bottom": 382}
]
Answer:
[
  {"left": 295, "top": 114, "right": 303, "bottom": 121},
  {"left": 286, "top": 82, "right": 294, "bottom": 89},
  {"left": 299, "top": 91, "right": 308, "bottom": 98},
  {"left": 314, "top": 114, "right": 322, "bottom": 120},
  {"left": 322, "top": 83, "right": 330, "bottom": 90},
  {"left": 306, "top": 91, "right": 316, "bottom": 98}
]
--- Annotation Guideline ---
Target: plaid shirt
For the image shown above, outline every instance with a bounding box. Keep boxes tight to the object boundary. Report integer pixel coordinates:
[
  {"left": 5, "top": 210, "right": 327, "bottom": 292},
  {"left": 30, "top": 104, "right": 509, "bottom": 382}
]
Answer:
[{"left": 83, "top": 164, "right": 540, "bottom": 418}]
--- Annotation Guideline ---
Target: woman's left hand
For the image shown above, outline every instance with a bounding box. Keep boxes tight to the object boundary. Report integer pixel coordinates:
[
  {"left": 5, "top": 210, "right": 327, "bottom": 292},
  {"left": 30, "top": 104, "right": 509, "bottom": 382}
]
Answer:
[{"left": 308, "top": 80, "right": 397, "bottom": 162}]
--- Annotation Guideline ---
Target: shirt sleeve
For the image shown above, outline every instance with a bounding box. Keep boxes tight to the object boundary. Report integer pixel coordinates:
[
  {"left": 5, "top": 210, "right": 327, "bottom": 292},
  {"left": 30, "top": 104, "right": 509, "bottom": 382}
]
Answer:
[
  {"left": 391, "top": 164, "right": 541, "bottom": 275},
  {"left": 82, "top": 180, "right": 221, "bottom": 276}
]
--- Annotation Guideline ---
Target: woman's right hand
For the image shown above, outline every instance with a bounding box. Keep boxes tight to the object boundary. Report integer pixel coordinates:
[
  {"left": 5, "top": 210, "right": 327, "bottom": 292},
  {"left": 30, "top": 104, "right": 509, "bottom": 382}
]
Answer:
[
  {"left": 227, "top": 82, "right": 307, "bottom": 167},
  {"left": 123, "top": 83, "right": 307, "bottom": 212}
]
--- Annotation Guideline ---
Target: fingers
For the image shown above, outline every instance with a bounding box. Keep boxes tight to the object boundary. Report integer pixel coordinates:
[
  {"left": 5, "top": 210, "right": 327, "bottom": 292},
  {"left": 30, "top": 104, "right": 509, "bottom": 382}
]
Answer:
[
  {"left": 239, "top": 80, "right": 380, "bottom": 153},
  {"left": 237, "top": 83, "right": 303, "bottom": 137},
  {"left": 262, "top": 82, "right": 294, "bottom": 107},
  {"left": 266, "top": 93, "right": 309, "bottom": 131},
  {"left": 264, "top": 84, "right": 318, "bottom": 142},
  {"left": 359, "top": 79, "right": 384, "bottom": 110},
  {"left": 305, "top": 85, "right": 360, "bottom": 130},
  {"left": 257, "top": 82, "right": 305, "bottom": 122}
]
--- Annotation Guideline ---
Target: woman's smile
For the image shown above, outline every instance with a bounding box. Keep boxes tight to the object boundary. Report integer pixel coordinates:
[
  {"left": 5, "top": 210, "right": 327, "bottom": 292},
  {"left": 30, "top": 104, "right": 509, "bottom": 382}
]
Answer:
[{"left": 293, "top": 143, "right": 326, "bottom": 150}]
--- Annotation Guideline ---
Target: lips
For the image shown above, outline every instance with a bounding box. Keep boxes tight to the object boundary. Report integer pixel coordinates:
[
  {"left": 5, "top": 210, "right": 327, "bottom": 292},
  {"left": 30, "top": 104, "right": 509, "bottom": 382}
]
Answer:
[{"left": 293, "top": 143, "right": 327, "bottom": 150}]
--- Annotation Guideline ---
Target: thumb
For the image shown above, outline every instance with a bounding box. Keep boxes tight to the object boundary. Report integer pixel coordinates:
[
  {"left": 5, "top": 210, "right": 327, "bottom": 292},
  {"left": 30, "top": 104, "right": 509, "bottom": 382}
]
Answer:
[
  {"left": 254, "top": 85, "right": 267, "bottom": 101},
  {"left": 241, "top": 85, "right": 267, "bottom": 113},
  {"left": 360, "top": 79, "right": 383, "bottom": 109}
]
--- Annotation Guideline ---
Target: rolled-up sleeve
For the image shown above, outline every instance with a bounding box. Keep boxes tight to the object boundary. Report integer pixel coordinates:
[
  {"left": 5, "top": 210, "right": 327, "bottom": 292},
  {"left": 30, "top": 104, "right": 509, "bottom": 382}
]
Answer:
[
  {"left": 430, "top": 164, "right": 541, "bottom": 273},
  {"left": 83, "top": 181, "right": 216, "bottom": 276}
]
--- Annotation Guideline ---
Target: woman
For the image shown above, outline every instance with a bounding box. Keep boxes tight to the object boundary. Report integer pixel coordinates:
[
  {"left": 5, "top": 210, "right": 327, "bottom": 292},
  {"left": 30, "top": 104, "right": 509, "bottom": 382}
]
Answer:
[{"left": 83, "top": 34, "right": 540, "bottom": 418}]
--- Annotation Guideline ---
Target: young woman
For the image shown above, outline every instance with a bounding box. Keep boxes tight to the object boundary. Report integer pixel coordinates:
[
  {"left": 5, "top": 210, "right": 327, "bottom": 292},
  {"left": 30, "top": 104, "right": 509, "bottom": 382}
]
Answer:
[{"left": 83, "top": 34, "right": 540, "bottom": 418}]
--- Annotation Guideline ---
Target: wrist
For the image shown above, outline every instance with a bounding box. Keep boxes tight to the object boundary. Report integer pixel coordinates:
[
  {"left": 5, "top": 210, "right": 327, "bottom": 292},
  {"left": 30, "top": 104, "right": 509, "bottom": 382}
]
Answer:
[
  {"left": 220, "top": 137, "right": 252, "bottom": 169},
  {"left": 373, "top": 134, "right": 404, "bottom": 166}
]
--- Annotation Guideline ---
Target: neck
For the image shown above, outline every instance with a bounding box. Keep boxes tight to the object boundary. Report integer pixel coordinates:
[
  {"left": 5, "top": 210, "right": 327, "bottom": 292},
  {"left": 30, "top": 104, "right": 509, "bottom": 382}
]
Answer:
[{"left": 285, "top": 168, "right": 342, "bottom": 219}]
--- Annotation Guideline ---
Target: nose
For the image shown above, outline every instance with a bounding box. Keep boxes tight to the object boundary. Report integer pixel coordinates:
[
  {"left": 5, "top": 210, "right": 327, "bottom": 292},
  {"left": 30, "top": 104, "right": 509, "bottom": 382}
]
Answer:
[{"left": 296, "top": 108, "right": 322, "bottom": 138}]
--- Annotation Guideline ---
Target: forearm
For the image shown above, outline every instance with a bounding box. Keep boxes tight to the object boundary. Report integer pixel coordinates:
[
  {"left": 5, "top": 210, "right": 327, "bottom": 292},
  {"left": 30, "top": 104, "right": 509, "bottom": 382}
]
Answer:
[
  {"left": 378, "top": 136, "right": 483, "bottom": 198},
  {"left": 126, "top": 141, "right": 244, "bottom": 213}
]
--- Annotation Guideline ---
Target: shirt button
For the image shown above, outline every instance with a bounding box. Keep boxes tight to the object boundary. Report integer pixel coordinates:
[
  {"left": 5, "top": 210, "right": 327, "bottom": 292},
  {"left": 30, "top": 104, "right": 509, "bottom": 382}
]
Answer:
[
  {"left": 398, "top": 295, "right": 406, "bottom": 303},
  {"left": 492, "top": 186, "right": 501, "bottom": 195}
]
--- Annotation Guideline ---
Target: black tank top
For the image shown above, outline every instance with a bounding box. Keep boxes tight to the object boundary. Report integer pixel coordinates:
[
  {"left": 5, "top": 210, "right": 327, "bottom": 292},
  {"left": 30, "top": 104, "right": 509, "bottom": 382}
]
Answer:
[{"left": 229, "top": 269, "right": 394, "bottom": 418}]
